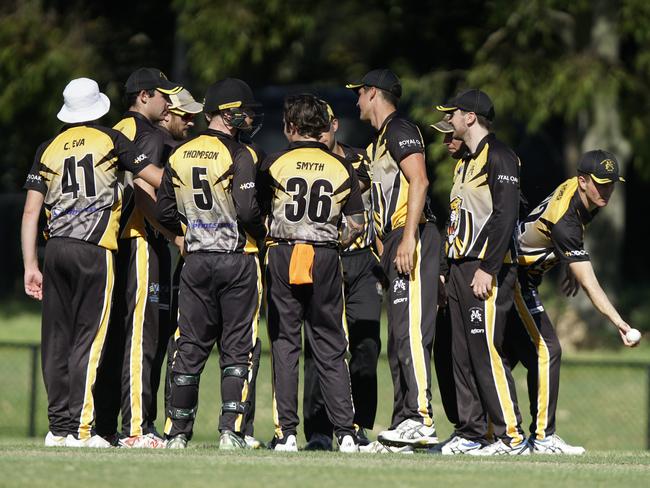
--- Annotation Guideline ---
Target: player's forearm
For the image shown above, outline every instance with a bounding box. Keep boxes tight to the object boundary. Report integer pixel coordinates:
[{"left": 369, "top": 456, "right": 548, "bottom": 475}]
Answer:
[
  {"left": 403, "top": 176, "right": 428, "bottom": 239},
  {"left": 340, "top": 213, "right": 365, "bottom": 248},
  {"left": 21, "top": 207, "right": 40, "bottom": 270},
  {"left": 572, "top": 262, "right": 625, "bottom": 329},
  {"left": 135, "top": 181, "right": 178, "bottom": 241}
]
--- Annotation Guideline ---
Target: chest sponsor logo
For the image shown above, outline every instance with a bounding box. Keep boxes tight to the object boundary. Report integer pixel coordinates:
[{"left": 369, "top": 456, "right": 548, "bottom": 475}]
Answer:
[{"left": 447, "top": 196, "right": 463, "bottom": 244}]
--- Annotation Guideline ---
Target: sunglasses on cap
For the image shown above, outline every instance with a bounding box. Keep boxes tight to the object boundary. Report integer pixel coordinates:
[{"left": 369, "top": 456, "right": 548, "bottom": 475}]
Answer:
[{"left": 169, "top": 109, "right": 195, "bottom": 122}]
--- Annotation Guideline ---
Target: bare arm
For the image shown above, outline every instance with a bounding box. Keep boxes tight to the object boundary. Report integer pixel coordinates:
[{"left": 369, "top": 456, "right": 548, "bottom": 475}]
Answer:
[
  {"left": 21, "top": 190, "right": 44, "bottom": 300},
  {"left": 569, "top": 261, "right": 637, "bottom": 347},
  {"left": 394, "top": 152, "right": 428, "bottom": 274},
  {"left": 340, "top": 213, "right": 365, "bottom": 248},
  {"left": 134, "top": 177, "right": 184, "bottom": 250}
]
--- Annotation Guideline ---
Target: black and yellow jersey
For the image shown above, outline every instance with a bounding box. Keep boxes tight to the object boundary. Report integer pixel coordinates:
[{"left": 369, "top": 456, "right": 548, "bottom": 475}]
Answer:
[
  {"left": 258, "top": 140, "right": 364, "bottom": 246},
  {"left": 156, "top": 129, "right": 265, "bottom": 253},
  {"left": 23, "top": 123, "right": 151, "bottom": 251},
  {"left": 517, "top": 177, "right": 595, "bottom": 283},
  {"left": 446, "top": 133, "right": 520, "bottom": 275},
  {"left": 366, "top": 112, "right": 427, "bottom": 240},
  {"left": 113, "top": 111, "right": 165, "bottom": 239},
  {"left": 339, "top": 142, "right": 373, "bottom": 252}
]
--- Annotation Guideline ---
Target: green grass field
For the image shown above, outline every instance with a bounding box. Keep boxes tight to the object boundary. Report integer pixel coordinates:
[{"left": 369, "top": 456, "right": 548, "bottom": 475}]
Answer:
[{"left": 1, "top": 439, "right": 649, "bottom": 488}]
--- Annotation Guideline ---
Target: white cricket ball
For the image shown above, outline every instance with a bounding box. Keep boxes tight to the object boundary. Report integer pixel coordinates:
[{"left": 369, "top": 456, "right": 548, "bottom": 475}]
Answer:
[{"left": 626, "top": 328, "right": 641, "bottom": 344}]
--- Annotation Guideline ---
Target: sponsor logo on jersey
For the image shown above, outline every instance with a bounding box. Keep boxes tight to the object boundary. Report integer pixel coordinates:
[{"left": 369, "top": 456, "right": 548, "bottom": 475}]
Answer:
[
  {"left": 148, "top": 282, "right": 159, "bottom": 303},
  {"left": 469, "top": 307, "right": 483, "bottom": 324},
  {"left": 134, "top": 153, "right": 148, "bottom": 165},
  {"left": 497, "top": 174, "right": 519, "bottom": 184},
  {"left": 564, "top": 249, "right": 588, "bottom": 257},
  {"left": 447, "top": 196, "right": 463, "bottom": 245},
  {"left": 26, "top": 174, "right": 42, "bottom": 184},
  {"left": 239, "top": 181, "right": 255, "bottom": 190},
  {"left": 188, "top": 219, "right": 235, "bottom": 230},
  {"left": 398, "top": 138, "right": 423, "bottom": 149}
]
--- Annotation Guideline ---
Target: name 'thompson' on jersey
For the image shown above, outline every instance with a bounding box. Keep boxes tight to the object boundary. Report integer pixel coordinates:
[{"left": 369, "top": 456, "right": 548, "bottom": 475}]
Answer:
[
  {"left": 366, "top": 112, "right": 427, "bottom": 240},
  {"left": 517, "top": 177, "right": 595, "bottom": 282},
  {"left": 258, "top": 140, "right": 364, "bottom": 246},
  {"left": 446, "top": 133, "right": 520, "bottom": 274},
  {"left": 157, "top": 129, "right": 265, "bottom": 253},
  {"left": 24, "top": 123, "right": 151, "bottom": 251}
]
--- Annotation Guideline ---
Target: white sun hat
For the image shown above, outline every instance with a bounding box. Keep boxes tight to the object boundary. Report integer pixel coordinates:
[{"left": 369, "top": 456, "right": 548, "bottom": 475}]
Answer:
[{"left": 57, "top": 77, "right": 111, "bottom": 123}]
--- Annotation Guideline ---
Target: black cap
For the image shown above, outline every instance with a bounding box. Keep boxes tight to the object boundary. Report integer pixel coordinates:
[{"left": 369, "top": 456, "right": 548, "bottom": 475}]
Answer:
[
  {"left": 203, "top": 78, "right": 260, "bottom": 113},
  {"left": 125, "top": 68, "right": 182, "bottom": 95},
  {"left": 436, "top": 89, "right": 495, "bottom": 121},
  {"left": 346, "top": 69, "right": 402, "bottom": 98},
  {"left": 577, "top": 150, "right": 625, "bottom": 183}
]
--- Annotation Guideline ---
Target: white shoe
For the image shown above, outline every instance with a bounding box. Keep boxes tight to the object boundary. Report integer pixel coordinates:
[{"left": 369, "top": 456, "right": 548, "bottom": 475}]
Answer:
[
  {"left": 468, "top": 438, "right": 530, "bottom": 456},
  {"left": 119, "top": 433, "right": 166, "bottom": 449},
  {"left": 44, "top": 431, "right": 66, "bottom": 447},
  {"left": 219, "top": 431, "right": 247, "bottom": 450},
  {"left": 166, "top": 434, "right": 188, "bottom": 449},
  {"left": 435, "top": 435, "right": 483, "bottom": 455},
  {"left": 378, "top": 419, "right": 438, "bottom": 447},
  {"left": 531, "top": 434, "right": 585, "bottom": 455},
  {"left": 65, "top": 434, "right": 112, "bottom": 448},
  {"left": 273, "top": 434, "right": 298, "bottom": 452},
  {"left": 359, "top": 440, "right": 414, "bottom": 454},
  {"left": 244, "top": 435, "right": 265, "bottom": 449},
  {"left": 337, "top": 435, "right": 359, "bottom": 453}
]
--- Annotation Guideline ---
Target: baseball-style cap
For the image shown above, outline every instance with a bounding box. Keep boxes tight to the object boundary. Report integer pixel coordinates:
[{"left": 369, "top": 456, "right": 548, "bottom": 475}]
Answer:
[
  {"left": 346, "top": 69, "right": 402, "bottom": 98},
  {"left": 577, "top": 150, "right": 625, "bottom": 183},
  {"left": 125, "top": 68, "right": 183, "bottom": 95},
  {"left": 436, "top": 89, "right": 495, "bottom": 121},
  {"left": 57, "top": 77, "right": 111, "bottom": 123},
  {"left": 169, "top": 89, "right": 203, "bottom": 115},
  {"left": 430, "top": 113, "right": 454, "bottom": 133},
  {"left": 203, "top": 78, "right": 260, "bottom": 113}
]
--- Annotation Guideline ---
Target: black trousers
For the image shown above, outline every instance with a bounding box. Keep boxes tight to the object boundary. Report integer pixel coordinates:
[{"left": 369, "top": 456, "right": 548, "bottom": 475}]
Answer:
[
  {"left": 95, "top": 235, "right": 163, "bottom": 437},
  {"left": 303, "top": 248, "right": 382, "bottom": 440},
  {"left": 41, "top": 238, "right": 114, "bottom": 439},
  {"left": 505, "top": 276, "right": 562, "bottom": 440},
  {"left": 381, "top": 223, "right": 439, "bottom": 429},
  {"left": 165, "top": 252, "right": 261, "bottom": 439},
  {"left": 266, "top": 244, "right": 355, "bottom": 439},
  {"left": 447, "top": 259, "right": 525, "bottom": 445}
]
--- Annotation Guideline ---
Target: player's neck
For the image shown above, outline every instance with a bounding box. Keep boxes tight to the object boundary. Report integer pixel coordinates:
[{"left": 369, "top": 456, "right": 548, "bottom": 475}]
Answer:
[
  {"left": 371, "top": 104, "right": 396, "bottom": 131},
  {"left": 332, "top": 142, "right": 345, "bottom": 157},
  {"left": 209, "top": 117, "right": 237, "bottom": 137},
  {"left": 464, "top": 126, "right": 489, "bottom": 154},
  {"left": 577, "top": 188, "right": 596, "bottom": 211}
]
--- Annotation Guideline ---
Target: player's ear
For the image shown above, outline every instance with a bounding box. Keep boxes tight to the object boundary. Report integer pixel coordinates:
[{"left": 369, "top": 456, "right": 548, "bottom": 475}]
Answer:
[{"left": 577, "top": 174, "right": 588, "bottom": 190}]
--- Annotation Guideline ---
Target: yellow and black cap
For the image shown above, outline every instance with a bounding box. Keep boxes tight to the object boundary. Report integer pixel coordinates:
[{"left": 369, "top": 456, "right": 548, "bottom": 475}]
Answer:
[
  {"left": 436, "top": 89, "right": 495, "bottom": 121},
  {"left": 577, "top": 149, "right": 625, "bottom": 183},
  {"left": 125, "top": 68, "right": 183, "bottom": 95},
  {"left": 346, "top": 69, "right": 402, "bottom": 98},
  {"left": 430, "top": 113, "right": 454, "bottom": 133},
  {"left": 203, "top": 78, "right": 261, "bottom": 113}
]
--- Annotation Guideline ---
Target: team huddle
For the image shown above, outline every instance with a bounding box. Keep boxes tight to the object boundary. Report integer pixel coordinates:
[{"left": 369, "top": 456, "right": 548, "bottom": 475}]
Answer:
[{"left": 21, "top": 67, "right": 639, "bottom": 455}]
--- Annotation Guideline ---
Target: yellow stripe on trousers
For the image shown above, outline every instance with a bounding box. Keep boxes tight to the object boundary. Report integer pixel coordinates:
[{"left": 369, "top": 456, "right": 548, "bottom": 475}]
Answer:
[
  {"left": 407, "top": 233, "right": 432, "bottom": 426},
  {"left": 78, "top": 249, "right": 114, "bottom": 439},
  {"left": 513, "top": 281, "right": 550, "bottom": 440},
  {"left": 264, "top": 250, "right": 283, "bottom": 439},
  {"left": 234, "top": 256, "right": 263, "bottom": 433},
  {"left": 129, "top": 237, "right": 149, "bottom": 436},
  {"left": 484, "top": 277, "right": 523, "bottom": 444}
]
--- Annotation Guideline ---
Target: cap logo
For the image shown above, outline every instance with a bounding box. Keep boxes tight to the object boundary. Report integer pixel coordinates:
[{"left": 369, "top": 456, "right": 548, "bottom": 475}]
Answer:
[{"left": 601, "top": 159, "right": 615, "bottom": 173}]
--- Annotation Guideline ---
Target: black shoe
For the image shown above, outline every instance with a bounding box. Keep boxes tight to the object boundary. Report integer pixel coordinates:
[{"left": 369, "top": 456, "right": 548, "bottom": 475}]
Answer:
[
  {"left": 304, "top": 432, "right": 332, "bottom": 451},
  {"left": 356, "top": 428, "right": 371, "bottom": 447}
]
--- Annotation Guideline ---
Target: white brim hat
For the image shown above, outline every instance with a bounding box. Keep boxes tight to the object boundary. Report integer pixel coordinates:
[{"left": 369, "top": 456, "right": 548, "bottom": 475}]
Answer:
[{"left": 57, "top": 77, "right": 111, "bottom": 123}]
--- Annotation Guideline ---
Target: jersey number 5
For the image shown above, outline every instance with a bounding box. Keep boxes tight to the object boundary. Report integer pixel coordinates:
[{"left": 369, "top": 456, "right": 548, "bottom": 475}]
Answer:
[
  {"left": 285, "top": 177, "right": 333, "bottom": 224},
  {"left": 192, "top": 167, "right": 213, "bottom": 210}
]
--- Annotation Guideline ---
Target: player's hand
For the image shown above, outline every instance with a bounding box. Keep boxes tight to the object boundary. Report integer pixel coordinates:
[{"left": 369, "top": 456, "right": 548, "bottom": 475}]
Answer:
[
  {"left": 438, "top": 275, "right": 448, "bottom": 308},
  {"left": 174, "top": 236, "right": 186, "bottom": 257},
  {"left": 394, "top": 234, "right": 416, "bottom": 275},
  {"left": 561, "top": 267, "right": 580, "bottom": 297},
  {"left": 24, "top": 267, "right": 43, "bottom": 301},
  {"left": 470, "top": 267, "right": 493, "bottom": 300},
  {"left": 617, "top": 321, "right": 639, "bottom": 348}
]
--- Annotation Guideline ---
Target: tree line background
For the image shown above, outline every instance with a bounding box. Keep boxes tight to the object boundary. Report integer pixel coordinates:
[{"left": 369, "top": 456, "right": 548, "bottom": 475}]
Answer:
[{"left": 1, "top": 0, "right": 649, "bottom": 346}]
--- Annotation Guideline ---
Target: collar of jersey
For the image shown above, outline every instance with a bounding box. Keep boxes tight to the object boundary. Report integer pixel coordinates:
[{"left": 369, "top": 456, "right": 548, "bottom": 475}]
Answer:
[
  {"left": 288, "top": 140, "right": 328, "bottom": 150},
  {"left": 570, "top": 187, "right": 598, "bottom": 223},
  {"left": 467, "top": 132, "right": 494, "bottom": 159},
  {"left": 125, "top": 110, "right": 157, "bottom": 129},
  {"left": 377, "top": 110, "right": 398, "bottom": 135},
  {"left": 204, "top": 128, "right": 235, "bottom": 140}
]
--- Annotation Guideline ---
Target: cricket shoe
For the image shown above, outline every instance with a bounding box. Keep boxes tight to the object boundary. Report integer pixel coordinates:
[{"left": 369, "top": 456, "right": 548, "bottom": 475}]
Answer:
[
  {"left": 166, "top": 434, "right": 188, "bottom": 449},
  {"left": 44, "top": 431, "right": 66, "bottom": 447},
  {"left": 428, "top": 435, "right": 483, "bottom": 455},
  {"left": 244, "top": 435, "right": 265, "bottom": 449},
  {"left": 337, "top": 434, "right": 359, "bottom": 453},
  {"left": 65, "top": 434, "right": 112, "bottom": 448},
  {"left": 304, "top": 432, "right": 333, "bottom": 451},
  {"left": 119, "top": 433, "right": 166, "bottom": 449},
  {"left": 358, "top": 440, "right": 413, "bottom": 454},
  {"left": 531, "top": 434, "right": 585, "bottom": 455},
  {"left": 468, "top": 438, "right": 530, "bottom": 456},
  {"left": 378, "top": 419, "right": 438, "bottom": 447},
  {"left": 219, "top": 430, "right": 247, "bottom": 450},
  {"left": 269, "top": 434, "right": 298, "bottom": 452},
  {"left": 356, "top": 427, "right": 371, "bottom": 447}
]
